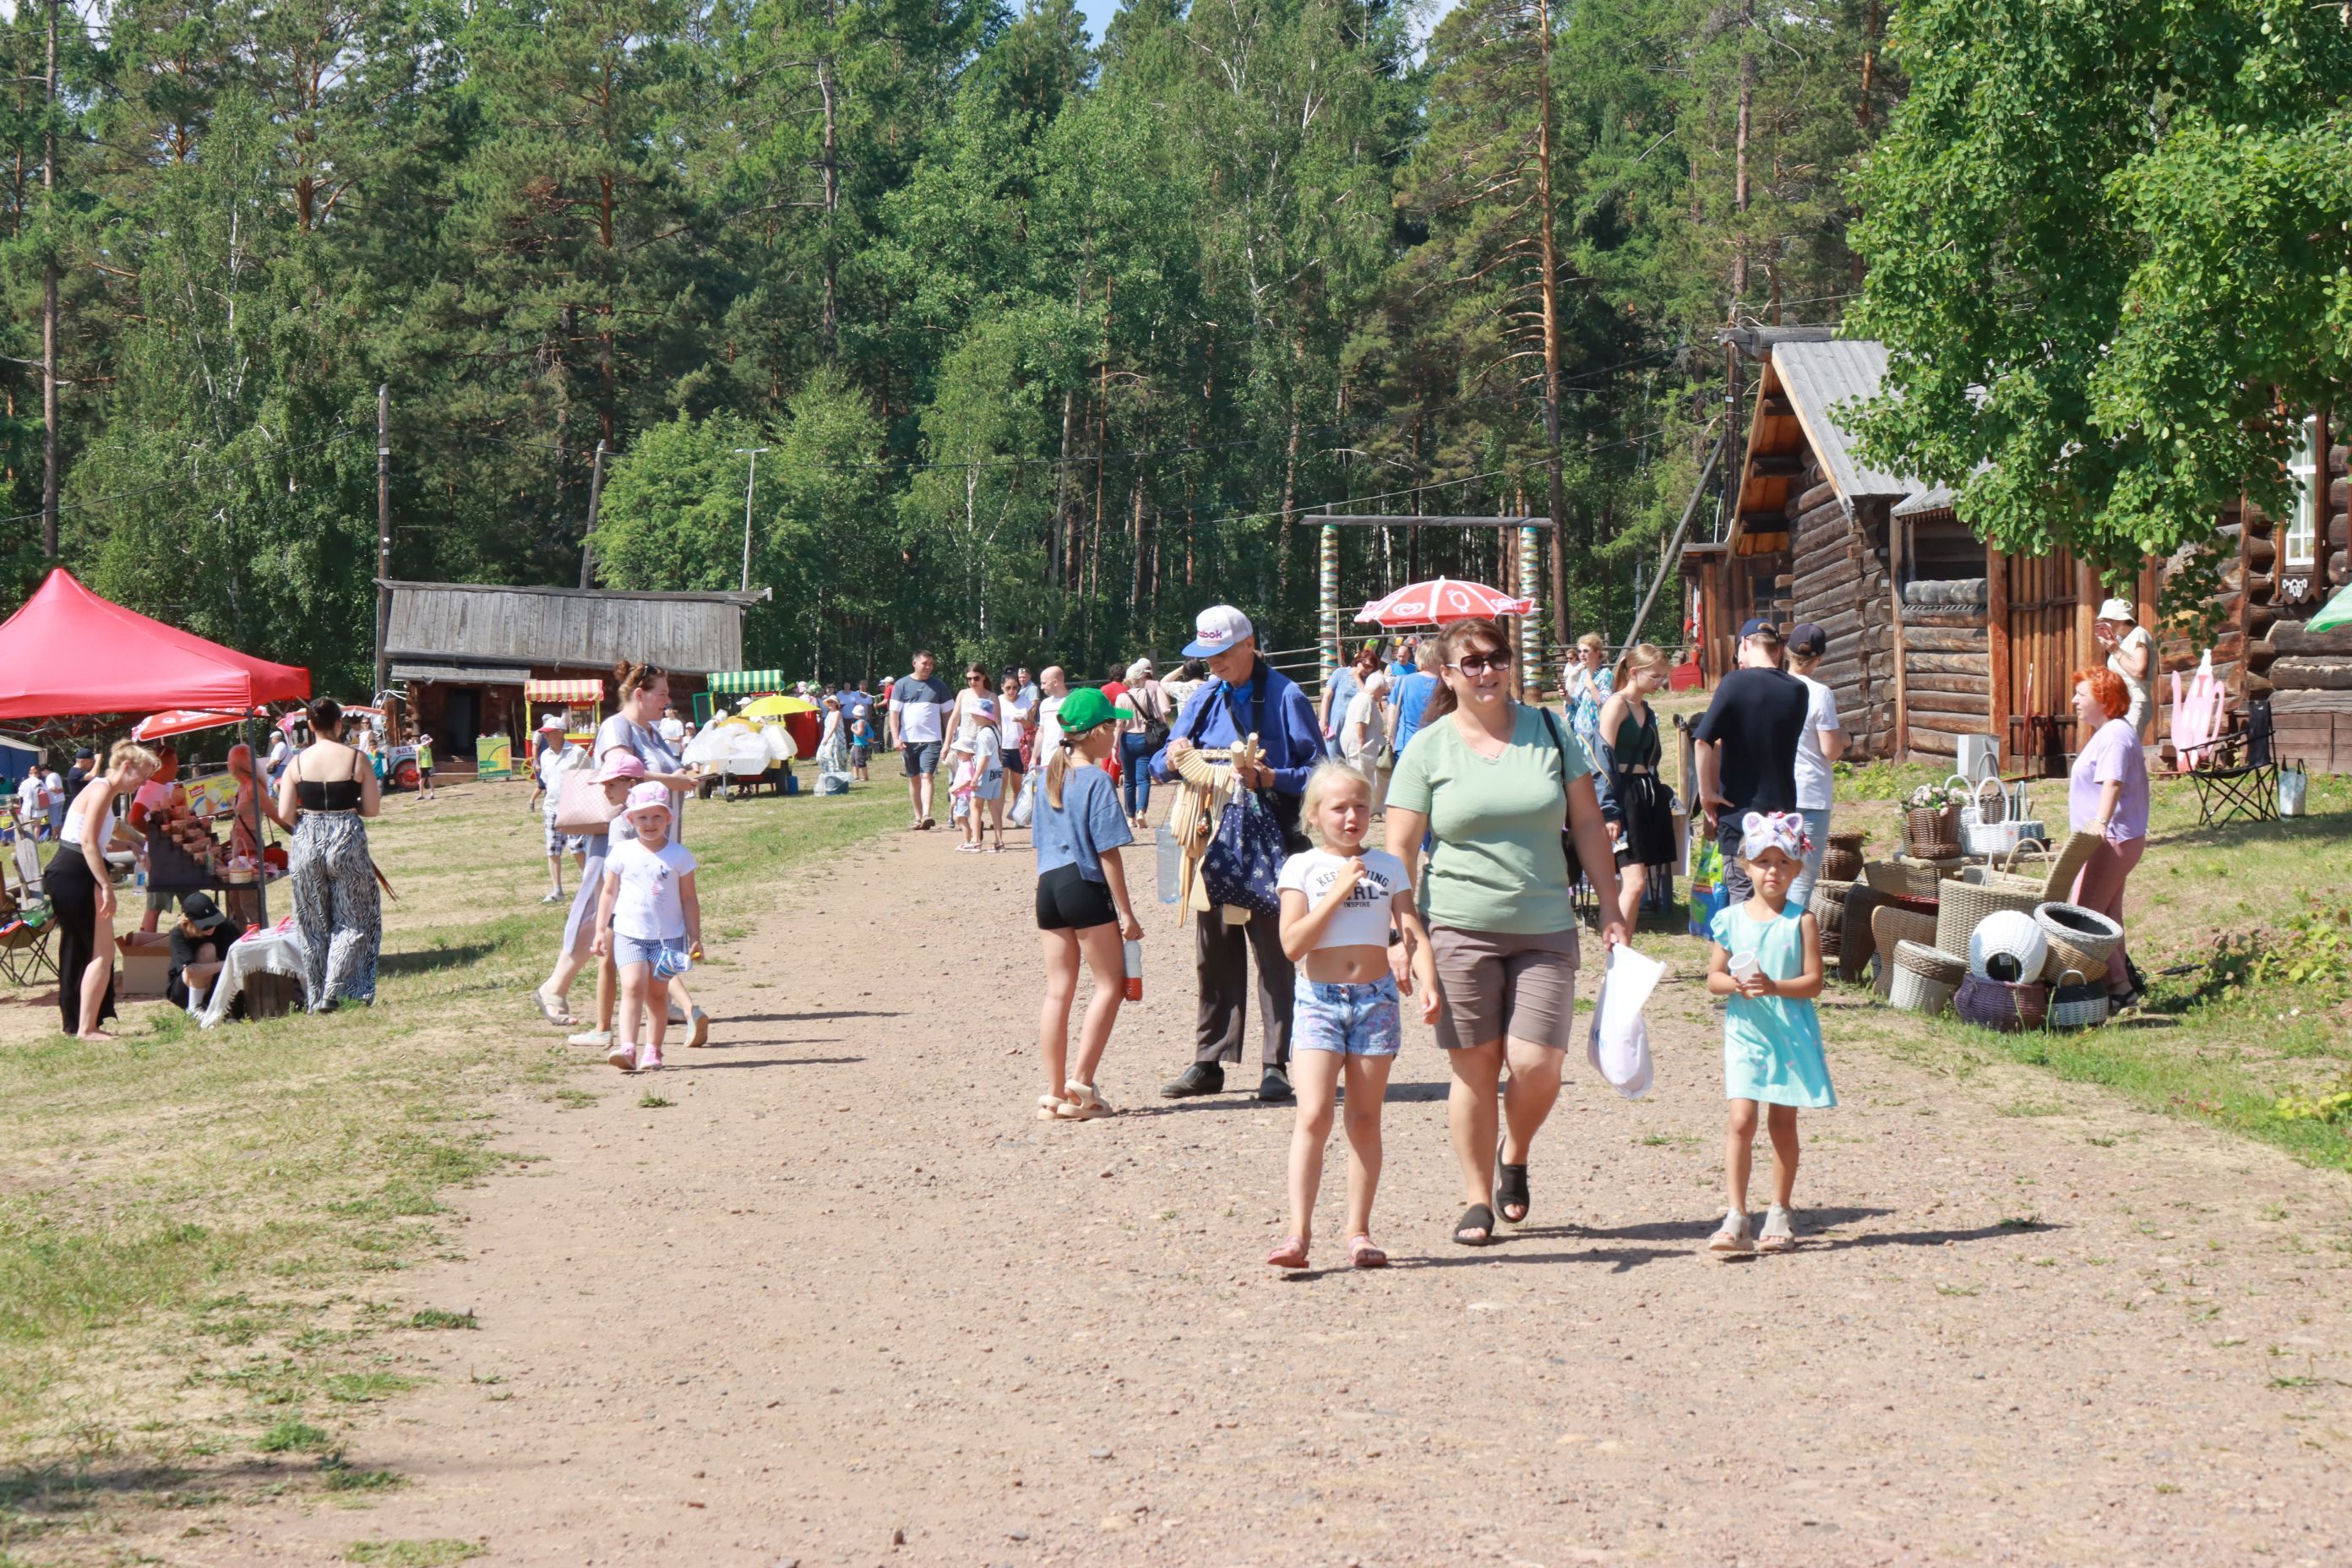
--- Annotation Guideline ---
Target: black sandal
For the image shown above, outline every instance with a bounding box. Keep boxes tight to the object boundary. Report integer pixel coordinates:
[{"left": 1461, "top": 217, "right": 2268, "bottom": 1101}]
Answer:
[
  {"left": 1495, "top": 1159, "right": 1531, "bottom": 1225},
  {"left": 1453, "top": 1203, "right": 1497, "bottom": 1247}
]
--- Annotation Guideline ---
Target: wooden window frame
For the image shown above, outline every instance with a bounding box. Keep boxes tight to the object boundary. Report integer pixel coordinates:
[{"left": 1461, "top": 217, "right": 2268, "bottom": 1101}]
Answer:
[{"left": 2284, "top": 411, "right": 2321, "bottom": 576}]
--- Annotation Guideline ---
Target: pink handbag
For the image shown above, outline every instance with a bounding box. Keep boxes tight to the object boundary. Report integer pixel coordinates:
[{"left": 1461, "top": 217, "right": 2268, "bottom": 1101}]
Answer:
[{"left": 553, "top": 766, "right": 623, "bottom": 837}]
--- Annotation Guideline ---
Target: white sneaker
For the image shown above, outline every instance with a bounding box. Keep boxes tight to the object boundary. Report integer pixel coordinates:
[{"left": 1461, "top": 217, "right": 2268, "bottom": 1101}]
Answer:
[
  {"left": 1707, "top": 1209, "right": 1754, "bottom": 1254},
  {"left": 607, "top": 1038, "right": 638, "bottom": 1073},
  {"left": 567, "top": 1026, "right": 613, "bottom": 1048},
  {"left": 1757, "top": 1206, "right": 1798, "bottom": 1253}
]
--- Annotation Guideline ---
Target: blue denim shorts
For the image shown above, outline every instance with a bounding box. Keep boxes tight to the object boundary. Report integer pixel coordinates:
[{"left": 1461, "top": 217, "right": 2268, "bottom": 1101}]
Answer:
[
  {"left": 1291, "top": 976, "right": 1403, "bottom": 1057},
  {"left": 614, "top": 934, "right": 683, "bottom": 973}
]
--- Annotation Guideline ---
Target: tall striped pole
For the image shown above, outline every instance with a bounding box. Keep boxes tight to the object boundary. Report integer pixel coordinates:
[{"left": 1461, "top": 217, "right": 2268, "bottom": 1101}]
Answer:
[
  {"left": 1519, "top": 521, "right": 1544, "bottom": 701},
  {"left": 1320, "top": 509, "right": 1341, "bottom": 692}
]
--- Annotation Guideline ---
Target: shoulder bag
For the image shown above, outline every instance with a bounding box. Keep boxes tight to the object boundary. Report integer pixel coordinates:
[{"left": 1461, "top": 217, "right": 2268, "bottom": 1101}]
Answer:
[
  {"left": 1538, "top": 708, "right": 1587, "bottom": 893},
  {"left": 553, "top": 766, "right": 623, "bottom": 836}
]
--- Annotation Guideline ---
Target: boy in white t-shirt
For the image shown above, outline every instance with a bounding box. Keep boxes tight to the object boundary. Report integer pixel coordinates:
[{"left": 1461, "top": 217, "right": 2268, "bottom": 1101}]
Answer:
[
  {"left": 1264, "top": 762, "right": 1435, "bottom": 1275},
  {"left": 592, "top": 782, "right": 702, "bottom": 1075},
  {"left": 536, "top": 734, "right": 587, "bottom": 903}
]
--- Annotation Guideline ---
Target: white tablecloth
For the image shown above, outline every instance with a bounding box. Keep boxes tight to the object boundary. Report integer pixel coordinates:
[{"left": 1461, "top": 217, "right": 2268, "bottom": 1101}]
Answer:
[{"left": 195, "top": 925, "right": 309, "bottom": 1028}]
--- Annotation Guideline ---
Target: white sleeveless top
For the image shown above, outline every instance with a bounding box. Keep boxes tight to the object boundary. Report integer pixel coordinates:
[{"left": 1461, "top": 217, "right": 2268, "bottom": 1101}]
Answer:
[{"left": 60, "top": 787, "right": 100, "bottom": 847}]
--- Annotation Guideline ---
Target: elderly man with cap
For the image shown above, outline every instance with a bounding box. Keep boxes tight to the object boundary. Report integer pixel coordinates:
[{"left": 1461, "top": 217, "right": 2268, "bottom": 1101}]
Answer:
[
  {"left": 1782, "top": 621, "right": 1846, "bottom": 908},
  {"left": 1690, "top": 618, "right": 1810, "bottom": 906},
  {"left": 2093, "top": 597, "right": 2155, "bottom": 737},
  {"left": 1149, "top": 605, "right": 1324, "bottom": 1103}
]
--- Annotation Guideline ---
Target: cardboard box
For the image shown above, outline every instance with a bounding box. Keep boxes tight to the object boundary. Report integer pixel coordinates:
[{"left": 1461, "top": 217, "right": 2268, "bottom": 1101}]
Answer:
[{"left": 117, "top": 930, "right": 172, "bottom": 998}]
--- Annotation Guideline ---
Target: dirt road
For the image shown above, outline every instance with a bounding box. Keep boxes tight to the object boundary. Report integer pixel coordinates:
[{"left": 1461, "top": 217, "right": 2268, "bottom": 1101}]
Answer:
[{"left": 185, "top": 828, "right": 2350, "bottom": 1565}]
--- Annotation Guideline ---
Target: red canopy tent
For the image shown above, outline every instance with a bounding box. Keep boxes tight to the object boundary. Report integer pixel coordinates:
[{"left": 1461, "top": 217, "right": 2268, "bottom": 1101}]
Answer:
[{"left": 0, "top": 569, "right": 310, "bottom": 720}]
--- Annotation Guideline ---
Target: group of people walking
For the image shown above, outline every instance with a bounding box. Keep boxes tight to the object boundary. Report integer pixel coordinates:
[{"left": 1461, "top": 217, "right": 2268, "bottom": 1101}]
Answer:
[{"left": 1015, "top": 603, "right": 1838, "bottom": 1266}]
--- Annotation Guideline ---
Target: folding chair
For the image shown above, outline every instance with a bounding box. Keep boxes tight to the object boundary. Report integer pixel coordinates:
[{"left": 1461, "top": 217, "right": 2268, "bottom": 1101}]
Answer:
[
  {"left": 0, "top": 914, "right": 57, "bottom": 989},
  {"left": 2189, "top": 700, "right": 2280, "bottom": 827}
]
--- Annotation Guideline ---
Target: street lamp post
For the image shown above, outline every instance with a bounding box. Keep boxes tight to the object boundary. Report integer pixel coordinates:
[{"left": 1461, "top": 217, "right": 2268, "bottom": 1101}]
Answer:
[{"left": 733, "top": 446, "right": 769, "bottom": 593}]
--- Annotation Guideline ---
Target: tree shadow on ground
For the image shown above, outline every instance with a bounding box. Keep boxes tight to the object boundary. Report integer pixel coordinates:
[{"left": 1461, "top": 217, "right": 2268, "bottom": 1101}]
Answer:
[
  {"left": 0, "top": 1455, "right": 297, "bottom": 1522},
  {"left": 379, "top": 942, "right": 497, "bottom": 976},
  {"left": 717, "top": 1010, "right": 904, "bottom": 1025},
  {"left": 673, "top": 1054, "right": 864, "bottom": 1071}
]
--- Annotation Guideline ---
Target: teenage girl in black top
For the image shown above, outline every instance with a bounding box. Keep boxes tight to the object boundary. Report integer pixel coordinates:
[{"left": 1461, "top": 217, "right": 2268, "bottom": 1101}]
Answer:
[{"left": 1596, "top": 642, "right": 1676, "bottom": 934}]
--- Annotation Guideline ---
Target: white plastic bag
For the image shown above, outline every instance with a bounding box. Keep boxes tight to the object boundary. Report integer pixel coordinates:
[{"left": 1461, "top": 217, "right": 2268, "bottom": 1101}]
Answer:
[
  {"left": 1587, "top": 941, "right": 1663, "bottom": 1099},
  {"left": 1007, "top": 770, "right": 1036, "bottom": 827}
]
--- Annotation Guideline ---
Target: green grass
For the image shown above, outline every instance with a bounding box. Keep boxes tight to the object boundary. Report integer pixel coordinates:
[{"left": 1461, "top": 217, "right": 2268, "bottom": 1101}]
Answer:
[
  {"left": 0, "top": 773, "right": 902, "bottom": 1529},
  {"left": 346, "top": 1541, "right": 484, "bottom": 1566},
  {"left": 257, "top": 1419, "right": 330, "bottom": 1454}
]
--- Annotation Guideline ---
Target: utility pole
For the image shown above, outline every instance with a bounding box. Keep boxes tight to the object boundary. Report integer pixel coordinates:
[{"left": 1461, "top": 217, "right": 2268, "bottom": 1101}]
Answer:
[
  {"left": 578, "top": 438, "right": 607, "bottom": 589},
  {"left": 1533, "top": 0, "right": 1570, "bottom": 650},
  {"left": 373, "top": 384, "right": 390, "bottom": 697},
  {"left": 41, "top": 0, "right": 59, "bottom": 560},
  {"left": 734, "top": 446, "right": 768, "bottom": 594}
]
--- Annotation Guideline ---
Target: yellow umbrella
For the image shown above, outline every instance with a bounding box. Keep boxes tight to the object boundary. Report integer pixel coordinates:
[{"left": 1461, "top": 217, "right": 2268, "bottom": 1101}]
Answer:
[{"left": 738, "top": 694, "right": 818, "bottom": 717}]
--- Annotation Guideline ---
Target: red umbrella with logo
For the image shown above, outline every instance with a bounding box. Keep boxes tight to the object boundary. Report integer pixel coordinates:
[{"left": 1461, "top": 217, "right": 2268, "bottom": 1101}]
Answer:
[{"left": 1354, "top": 576, "right": 1535, "bottom": 628}]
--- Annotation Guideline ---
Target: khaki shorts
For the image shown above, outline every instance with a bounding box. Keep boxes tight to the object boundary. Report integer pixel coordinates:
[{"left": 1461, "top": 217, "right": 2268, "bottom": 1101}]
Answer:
[{"left": 1427, "top": 925, "right": 1581, "bottom": 1052}]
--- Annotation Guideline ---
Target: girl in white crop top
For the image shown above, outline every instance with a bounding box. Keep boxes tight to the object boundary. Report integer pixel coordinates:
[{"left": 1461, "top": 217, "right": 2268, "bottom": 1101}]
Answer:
[{"left": 1265, "top": 763, "right": 1437, "bottom": 1274}]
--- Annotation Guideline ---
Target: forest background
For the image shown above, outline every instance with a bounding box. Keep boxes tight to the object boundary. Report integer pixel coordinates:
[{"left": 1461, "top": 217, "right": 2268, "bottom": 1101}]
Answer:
[{"left": 0, "top": 0, "right": 2339, "bottom": 691}]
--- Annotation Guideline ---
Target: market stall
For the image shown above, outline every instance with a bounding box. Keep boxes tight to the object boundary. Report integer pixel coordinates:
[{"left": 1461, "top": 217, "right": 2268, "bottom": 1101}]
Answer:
[
  {"left": 0, "top": 569, "right": 311, "bottom": 1015},
  {"left": 525, "top": 677, "right": 604, "bottom": 745}
]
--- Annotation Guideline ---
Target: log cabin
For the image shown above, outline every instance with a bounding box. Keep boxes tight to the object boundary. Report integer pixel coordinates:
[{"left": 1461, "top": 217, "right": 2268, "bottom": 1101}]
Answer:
[{"left": 1680, "top": 339, "right": 2351, "bottom": 772}]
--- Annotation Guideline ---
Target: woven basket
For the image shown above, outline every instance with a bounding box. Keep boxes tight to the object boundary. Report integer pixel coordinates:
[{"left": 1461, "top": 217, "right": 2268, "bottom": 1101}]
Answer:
[
  {"left": 1821, "top": 928, "right": 1843, "bottom": 962},
  {"left": 1889, "top": 964, "right": 1957, "bottom": 1016},
  {"left": 1823, "top": 832, "right": 1865, "bottom": 883},
  {"left": 1990, "top": 831, "right": 2103, "bottom": 903},
  {"left": 1810, "top": 879, "right": 1855, "bottom": 933},
  {"left": 1906, "top": 805, "right": 1962, "bottom": 858},
  {"left": 1954, "top": 974, "right": 2050, "bottom": 1033},
  {"left": 1936, "top": 872, "right": 2046, "bottom": 957},
  {"left": 1865, "top": 859, "right": 1958, "bottom": 898},
  {"left": 1871, "top": 906, "right": 1941, "bottom": 998},
  {"left": 2047, "top": 970, "right": 2109, "bottom": 1031},
  {"left": 1894, "top": 939, "right": 1968, "bottom": 987},
  {"left": 2039, "top": 931, "right": 2112, "bottom": 986}
]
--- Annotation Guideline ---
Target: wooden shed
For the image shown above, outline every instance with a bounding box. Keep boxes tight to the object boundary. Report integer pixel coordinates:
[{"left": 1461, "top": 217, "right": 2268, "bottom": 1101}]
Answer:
[
  {"left": 1685, "top": 344, "right": 2350, "bottom": 773},
  {"left": 379, "top": 580, "right": 769, "bottom": 764}
]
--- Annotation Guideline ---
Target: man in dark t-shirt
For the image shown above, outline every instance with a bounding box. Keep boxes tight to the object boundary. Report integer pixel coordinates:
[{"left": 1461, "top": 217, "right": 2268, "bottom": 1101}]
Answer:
[{"left": 1691, "top": 618, "right": 1810, "bottom": 902}]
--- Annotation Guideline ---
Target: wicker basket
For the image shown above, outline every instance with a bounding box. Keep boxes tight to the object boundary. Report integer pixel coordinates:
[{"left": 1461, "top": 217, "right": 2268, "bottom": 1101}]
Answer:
[
  {"left": 1988, "top": 831, "right": 2103, "bottom": 902},
  {"left": 1906, "top": 805, "right": 1963, "bottom": 859},
  {"left": 1821, "top": 927, "right": 1843, "bottom": 962},
  {"left": 1954, "top": 974, "right": 2050, "bottom": 1032},
  {"left": 1870, "top": 906, "right": 1941, "bottom": 998},
  {"left": 2040, "top": 931, "right": 2112, "bottom": 986},
  {"left": 2047, "top": 969, "right": 2109, "bottom": 1031},
  {"left": 1865, "top": 859, "right": 1958, "bottom": 898},
  {"left": 1889, "top": 964, "right": 1957, "bottom": 1016},
  {"left": 1936, "top": 871, "right": 2046, "bottom": 957},
  {"left": 1810, "top": 879, "right": 1855, "bottom": 933},
  {"left": 1894, "top": 939, "right": 1968, "bottom": 987},
  {"left": 1823, "top": 831, "right": 1865, "bottom": 884}
]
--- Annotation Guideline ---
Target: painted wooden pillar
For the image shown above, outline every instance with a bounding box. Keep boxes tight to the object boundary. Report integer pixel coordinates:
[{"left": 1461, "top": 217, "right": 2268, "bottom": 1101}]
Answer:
[
  {"left": 1520, "top": 522, "right": 1544, "bottom": 700},
  {"left": 1985, "top": 536, "right": 2011, "bottom": 766}
]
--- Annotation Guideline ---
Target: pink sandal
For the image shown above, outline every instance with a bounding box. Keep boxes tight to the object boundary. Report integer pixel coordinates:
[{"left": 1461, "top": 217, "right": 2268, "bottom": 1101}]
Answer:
[
  {"left": 1347, "top": 1235, "right": 1389, "bottom": 1270},
  {"left": 1265, "top": 1236, "right": 1309, "bottom": 1271}
]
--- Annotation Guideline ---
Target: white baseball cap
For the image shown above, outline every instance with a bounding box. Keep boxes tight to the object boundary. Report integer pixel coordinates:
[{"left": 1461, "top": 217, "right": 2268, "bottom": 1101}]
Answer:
[
  {"left": 1183, "top": 605, "right": 1254, "bottom": 659},
  {"left": 2095, "top": 597, "right": 2137, "bottom": 623}
]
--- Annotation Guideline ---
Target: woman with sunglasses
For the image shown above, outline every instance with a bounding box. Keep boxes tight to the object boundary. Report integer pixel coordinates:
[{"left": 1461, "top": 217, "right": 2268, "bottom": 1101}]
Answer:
[{"left": 1385, "top": 618, "right": 1627, "bottom": 1248}]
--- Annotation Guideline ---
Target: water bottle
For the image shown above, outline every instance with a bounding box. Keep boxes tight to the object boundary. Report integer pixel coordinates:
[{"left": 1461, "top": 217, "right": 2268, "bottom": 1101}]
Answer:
[{"left": 1123, "top": 939, "right": 1143, "bottom": 1002}]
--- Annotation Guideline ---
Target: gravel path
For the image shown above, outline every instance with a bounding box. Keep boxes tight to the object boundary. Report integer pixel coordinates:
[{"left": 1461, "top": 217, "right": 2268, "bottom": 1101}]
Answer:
[{"left": 204, "top": 828, "right": 2350, "bottom": 1566}]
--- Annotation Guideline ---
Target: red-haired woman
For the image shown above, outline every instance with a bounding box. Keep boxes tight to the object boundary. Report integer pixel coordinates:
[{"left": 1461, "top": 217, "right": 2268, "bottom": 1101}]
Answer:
[{"left": 2067, "top": 667, "right": 2149, "bottom": 1007}]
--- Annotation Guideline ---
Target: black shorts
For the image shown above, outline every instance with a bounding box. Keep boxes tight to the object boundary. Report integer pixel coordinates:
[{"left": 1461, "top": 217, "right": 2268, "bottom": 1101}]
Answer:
[
  {"left": 901, "top": 740, "right": 941, "bottom": 778},
  {"left": 1036, "top": 863, "right": 1119, "bottom": 932}
]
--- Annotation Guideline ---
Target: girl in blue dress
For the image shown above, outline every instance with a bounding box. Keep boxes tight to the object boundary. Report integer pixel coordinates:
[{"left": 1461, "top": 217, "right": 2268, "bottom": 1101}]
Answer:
[{"left": 1705, "top": 811, "right": 1833, "bottom": 1255}]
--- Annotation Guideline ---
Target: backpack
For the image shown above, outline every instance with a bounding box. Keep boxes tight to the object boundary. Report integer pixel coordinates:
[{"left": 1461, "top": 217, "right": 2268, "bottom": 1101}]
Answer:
[{"left": 1199, "top": 787, "right": 1287, "bottom": 919}]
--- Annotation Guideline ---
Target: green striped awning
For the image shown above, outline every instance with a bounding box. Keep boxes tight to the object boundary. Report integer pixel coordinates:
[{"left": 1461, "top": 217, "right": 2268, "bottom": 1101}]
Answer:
[{"left": 706, "top": 669, "right": 788, "bottom": 696}]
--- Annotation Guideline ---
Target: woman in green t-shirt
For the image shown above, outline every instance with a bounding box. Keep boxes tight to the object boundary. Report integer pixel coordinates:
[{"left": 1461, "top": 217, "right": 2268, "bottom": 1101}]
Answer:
[{"left": 1384, "top": 617, "right": 1627, "bottom": 1247}]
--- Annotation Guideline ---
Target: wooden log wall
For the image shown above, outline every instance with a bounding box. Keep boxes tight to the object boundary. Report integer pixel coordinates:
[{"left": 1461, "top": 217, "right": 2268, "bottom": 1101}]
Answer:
[
  {"left": 1787, "top": 470, "right": 1898, "bottom": 760},
  {"left": 2269, "top": 427, "right": 2352, "bottom": 771},
  {"left": 1901, "top": 606, "right": 1990, "bottom": 760}
]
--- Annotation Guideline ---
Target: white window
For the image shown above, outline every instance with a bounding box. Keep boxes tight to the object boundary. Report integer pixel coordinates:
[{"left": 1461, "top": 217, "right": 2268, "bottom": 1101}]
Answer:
[{"left": 2284, "top": 413, "right": 2320, "bottom": 573}]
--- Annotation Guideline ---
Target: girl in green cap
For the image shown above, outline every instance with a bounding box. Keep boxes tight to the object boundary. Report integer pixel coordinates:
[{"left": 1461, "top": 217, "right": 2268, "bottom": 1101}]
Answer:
[{"left": 1032, "top": 687, "right": 1144, "bottom": 1121}]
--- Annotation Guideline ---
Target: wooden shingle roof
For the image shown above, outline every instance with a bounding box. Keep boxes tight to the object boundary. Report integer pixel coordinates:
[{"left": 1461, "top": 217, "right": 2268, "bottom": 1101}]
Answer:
[{"left": 380, "top": 580, "right": 769, "bottom": 677}]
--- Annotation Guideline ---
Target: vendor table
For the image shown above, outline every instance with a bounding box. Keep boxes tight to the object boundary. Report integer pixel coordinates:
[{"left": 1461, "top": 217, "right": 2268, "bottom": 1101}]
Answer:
[{"left": 195, "top": 922, "right": 309, "bottom": 1028}]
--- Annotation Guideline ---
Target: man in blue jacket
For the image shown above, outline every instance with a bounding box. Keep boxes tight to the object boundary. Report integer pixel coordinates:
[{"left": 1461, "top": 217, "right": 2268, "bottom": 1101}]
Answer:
[{"left": 1151, "top": 604, "right": 1322, "bottom": 1104}]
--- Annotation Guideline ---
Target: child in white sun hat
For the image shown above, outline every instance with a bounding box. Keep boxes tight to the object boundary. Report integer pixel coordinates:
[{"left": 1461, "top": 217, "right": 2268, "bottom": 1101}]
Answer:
[{"left": 592, "top": 781, "right": 702, "bottom": 1073}]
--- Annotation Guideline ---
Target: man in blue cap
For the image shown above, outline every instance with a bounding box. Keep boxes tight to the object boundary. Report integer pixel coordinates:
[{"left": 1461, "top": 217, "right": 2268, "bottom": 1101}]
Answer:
[{"left": 1151, "top": 604, "right": 1322, "bottom": 1103}]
